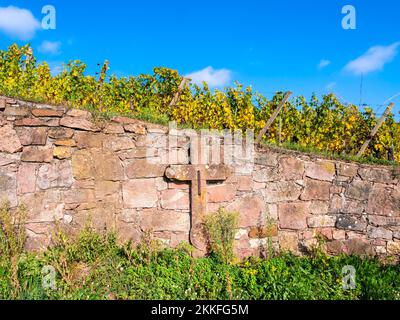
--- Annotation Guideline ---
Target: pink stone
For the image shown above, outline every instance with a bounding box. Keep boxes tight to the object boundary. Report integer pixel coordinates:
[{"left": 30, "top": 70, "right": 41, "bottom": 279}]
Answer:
[
  {"left": 60, "top": 116, "right": 99, "bottom": 131},
  {"left": 17, "top": 163, "right": 38, "bottom": 194},
  {"left": 160, "top": 189, "right": 189, "bottom": 210},
  {"left": 305, "top": 161, "right": 335, "bottom": 181},
  {"left": 237, "top": 176, "right": 253, "bottom": 191},
  {"left": 17, "top": 127, "right": 48, "bottom": 146},
  {"left": 125, "top": 159, "right": 166, "bottom": 178},
  {"left": 279, "top": 157, "right": 305, "bottom": 180},
  {"left": 278, "top": 202, "right": 309, "bottom": 230},
  {"left": 207, "top": 184, "right": 237, "bottom": 203},
  {"left": 21, "top": 146, "right": 53, "bottom": 163},
  {"left": 300, "top": 178, "right": 331, "bottom": 201},
  {"left": 0, "top": 125, "right": 22, "bottom": 153},
  {"left": 122, "top": 179, "right": 158, "bottom": 208},
  {"left": 138, "top": 209, "right": 190, "bottom": 232},
  {"left": 226, "top": 195, "right": 266, "bottom": 228},
  {"left": 32, "top": 109, "right": 64, "bottom": 117}
]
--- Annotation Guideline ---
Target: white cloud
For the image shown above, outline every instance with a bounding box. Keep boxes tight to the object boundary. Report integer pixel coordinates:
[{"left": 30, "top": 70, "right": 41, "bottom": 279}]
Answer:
[
  {"left": 318, "top": 59, "right": 331, "bottom": 69},
  {"left": 0, "top": 6, "right": 40, "bottom": 40},
  {"left": 186, "top": 66, "right": 232, "bottom": 87},
  {"left": 38, "top": 41, "right": 62, "bottom": 55},
  {"left": 344, "top": 42, "right": 400, "bottom": 75},
  {"left": 325, "top": 82, "right": 336, "bottom": 90}
]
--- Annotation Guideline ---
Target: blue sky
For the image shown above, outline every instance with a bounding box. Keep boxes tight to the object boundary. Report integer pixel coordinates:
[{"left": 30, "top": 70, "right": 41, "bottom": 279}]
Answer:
[{"left": 0, "top": 0, "right": 399, "bottom": 113}]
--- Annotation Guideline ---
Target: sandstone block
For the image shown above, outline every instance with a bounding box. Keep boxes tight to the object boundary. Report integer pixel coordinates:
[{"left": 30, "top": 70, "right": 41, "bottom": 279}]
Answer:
[
  {"left": 122, "top": 179, "right": 158, "bottom": 208},
  {"left": 278, "top": 202, "right": 309, "bottom": 230},
  {"left": 0, "top": 125, "right": 22, "bottom": 153}
]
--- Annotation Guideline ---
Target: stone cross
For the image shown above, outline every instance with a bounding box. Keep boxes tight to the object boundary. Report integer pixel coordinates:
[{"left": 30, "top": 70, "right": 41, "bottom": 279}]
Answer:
[{"left": 165, "top": 164, "right": 231, "bottom": 255}]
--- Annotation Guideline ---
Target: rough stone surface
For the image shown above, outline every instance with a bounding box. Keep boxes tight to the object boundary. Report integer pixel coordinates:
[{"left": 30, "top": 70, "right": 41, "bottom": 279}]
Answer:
[
  {"left": 279, "top": 202, "right": 309, "bottom": 230},
  {"left": 305, "top": 161, "right": 335, "bottom": 181},
  {"left": 122, "top": 179, "right": 158, "bottom": 208},
  {"left": 21, "top": 147, "right": 53, "bottom": 163},
  {"left": 0, "top": 125, "right": 22, "bottom": 153},
  {"left": 1, "top": 100, "right": 399, "bottom": 259}
]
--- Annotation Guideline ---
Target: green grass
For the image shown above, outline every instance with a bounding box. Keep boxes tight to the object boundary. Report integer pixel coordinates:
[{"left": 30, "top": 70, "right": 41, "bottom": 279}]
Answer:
[{"left": 1, "top": 226, "right": 399, "bottom": 300}]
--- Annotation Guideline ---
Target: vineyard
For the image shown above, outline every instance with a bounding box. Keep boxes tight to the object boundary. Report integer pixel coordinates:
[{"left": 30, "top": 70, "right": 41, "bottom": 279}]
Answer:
[{"left": 1, "top": 44, "right": 399, "bottom": 163}]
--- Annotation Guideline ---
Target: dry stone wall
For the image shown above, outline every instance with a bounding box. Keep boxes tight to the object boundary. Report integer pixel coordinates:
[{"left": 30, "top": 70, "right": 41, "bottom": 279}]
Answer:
[{"left": 1, "top": 96, "right": 400, "bottom": 259}]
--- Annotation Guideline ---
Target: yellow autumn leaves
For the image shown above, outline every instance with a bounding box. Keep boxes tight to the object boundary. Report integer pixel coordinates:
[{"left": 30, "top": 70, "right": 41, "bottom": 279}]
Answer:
[{"left": 1, "top": 44, "right": 399, "bottom": 162}]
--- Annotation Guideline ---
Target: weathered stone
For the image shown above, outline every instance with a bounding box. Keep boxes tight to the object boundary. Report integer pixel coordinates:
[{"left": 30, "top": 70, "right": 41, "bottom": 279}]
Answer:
[
  {"left": 368, "top": 215, "right": 400, "bottom": 227},
  {"left": 252, "top": 167, "right": 280, "bottom": 182},
  {"left": 207, "top": 184, "right": 237, "bottom": 203},
  {"left": 0, "top": 169, "right": 17, "bottom": 207},
  {"left": 300, "top": 178, "right": 331, "bottom": 201},
  {"left": 53, "top": 146, "right": 72, "bottom": 159},
  {"left": 21, "top": 147, "right": 53, "bottom": 163},
  {"left": 124, "top": 123, "right": 146, "bottom": 135},
  {"left": 19, "top": 190, "right": 63, "bottom": 223},
  {"left": 226, "top": 195, "right": 266, "bottom": 228},
  {"left": 262, "top": 181, "right": 302, "bottom": 202},
  {"left": 73, "top": 204, "right": 116, "bottom": 231},
  {"left": 336, "top": 215, "right": 367, "bottom": 232},
  {"left": 71, "top": 149, "right": 95, "bottom": 180},
  {"left": 75, "top": 132, "right": 104, "bottom": 149},
  {"left": 48, "top": 127, "right": 74, "bottom": 139},
  {"left": 367, "top": 226, "right": 392, "bottom": 240},
  {"left": 279, "top": 157, "right": 304, "bottom": 180},
  {"left": 64, "top": 189, "right": 95, "bottom": 204},
  {"left": 37, "top": 161, "right": 73, "bottom": 190},
  {"left": 138, "top": 209, "right": 190, "bottom": 232},
  {"left": 17, "top": 127, "right": 48, "bottom": 146},
  {"left": 94, "top": 151, "right": 124, "bottom": 181},
  {"left": 254, "top": 151, "right": 278, "bottom": 166},
  {"left": 0, "top": 154, "right": 19, "bottom": 166},
  {"left": 4, "top": 106, "right": 29, "bottom": 117},
  {"left": 309, "top": 201, "right": 329, "bottom": 214},
  {"left": 125, "top": 159, "right": 166, "bottom": 178},
  {"left": 0, "top": 125, "right": 22, "bottom": 153},
  {"left": 237, "top": 176, "right": 253, "bottom": 191},
  {"left": 332, "top": 230, "right": 346, "bottom": 240},
  {"left": 387, "top": 241, "right": 400, "bottom": 255},
  {"left": 122, "top": 179, "right": 158, "bottom": 208},
  {"left": 248, "top": 225, "right": 278, "bottom": 238},
  {"left": 327, "top": 239, "right": 374, "bottom": 256},
  {"left": 118, "top": 209, "right": 138, "bottom": 223},
  {"left": 155, "top": 177, "right": 168, "bottom": 191},
  {"left": 66, "top": 109, "right": 92, "bottom": 119},
  {"left": 358, "top": 167, "right": 396, "bottom": 184},
  {"left": 31, "top": 109, "right": 64, "bottom": 117},
  {"left": 54, "top": 139, "right": 76, "bottom": 147},
  {"left": 279, "top": 232, "right": 300, "bottom": 254},
  {"left": 279, "top": 202, "right": 309, "bottom": 230},
  {"left": 345, "top": 180, "right": 372, "bottom": 201},
  {"left": 95, "top": 181, "right": 120, "bottom": 200},
  {"left": 60, "top": 116, "right": 99, "bottom": 131},
  {"left": 307, "top": 215, "right": 336, "bottom": 228},
  {"left": 15, "top": 117, "right": 59, "bottom": 127},
  {"left": 330, "top": 195, "right": 364, "bottom": 214},
  {"left": 160, "top": 189, "right": 189, "bottom": 210},
  {"left": 103, "top": 136, "right": 135, "bottom": 151},
  {"left": 103, "top": 123, "right": 124, "bottom": 134},
  {"left": 116, "top": 222, "right": 141, "bottom": 244},
  {"left": 112, "top": 116, "right": 143, "bottom": 125},
  {"left": 337, "top": 163, "right": 358, "bottom": 177},
  {"left": 17, "top": 163, "right": 37, "bottom": 194},
  {"left": 305, "top": 161, "right": 335, "bottom": 181},
  {"left": 366, "top": 185, "right": 399, "bottom": 216}
]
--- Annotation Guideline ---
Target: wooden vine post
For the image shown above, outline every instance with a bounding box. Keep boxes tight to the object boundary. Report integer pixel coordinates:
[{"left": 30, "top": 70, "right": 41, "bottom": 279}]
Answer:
[
  {"left": 169, "top": 77, "right": 190, "bottom": 108},
  {"left": 255, "top": 91, "right": 292, "bottom": 144},
  {"left": 356, "top": 102, "right": 394, "bottom": 157}
]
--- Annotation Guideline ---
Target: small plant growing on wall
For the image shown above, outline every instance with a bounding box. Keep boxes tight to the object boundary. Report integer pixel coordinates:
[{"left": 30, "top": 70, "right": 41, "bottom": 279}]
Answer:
[{"left": 204, "top": 208, "right": 239, "bottom": 264}]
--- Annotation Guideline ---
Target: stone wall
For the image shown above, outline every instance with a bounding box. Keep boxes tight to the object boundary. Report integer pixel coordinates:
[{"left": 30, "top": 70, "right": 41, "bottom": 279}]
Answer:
[{"left": 1, "top": 96, "right": 400, "bottom": 258}]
